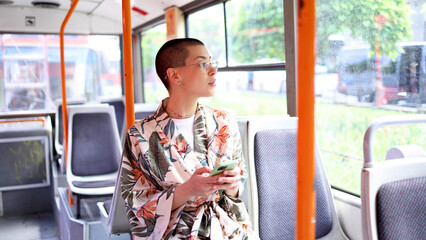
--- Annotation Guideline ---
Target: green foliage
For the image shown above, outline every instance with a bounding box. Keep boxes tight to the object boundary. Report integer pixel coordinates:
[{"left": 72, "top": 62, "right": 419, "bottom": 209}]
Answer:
[
  {"left": 141, "top": 26, "right": 166, "bottom": 70},
  {"left": 230, "top": 0, "right": 285, "bottom": 63},
  {"left": 315, "top": 102, "right": 426, "bottom": 194},
  {"left": 317, "top": 0, "right": 412, "bottom": 60}
]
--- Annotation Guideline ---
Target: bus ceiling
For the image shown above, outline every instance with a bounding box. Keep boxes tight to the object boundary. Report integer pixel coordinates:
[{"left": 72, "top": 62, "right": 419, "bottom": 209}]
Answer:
[{"left": 0, "top": 0, "right": 196, "bottom": 34}]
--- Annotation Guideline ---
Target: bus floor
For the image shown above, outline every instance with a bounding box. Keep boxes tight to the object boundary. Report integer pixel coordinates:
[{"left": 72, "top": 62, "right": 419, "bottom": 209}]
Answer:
[{"left": 0, "top": 211, "right": 59, "bottom": 240}]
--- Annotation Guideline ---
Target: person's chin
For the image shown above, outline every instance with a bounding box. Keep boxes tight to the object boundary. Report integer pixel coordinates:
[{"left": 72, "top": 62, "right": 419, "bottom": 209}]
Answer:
[{"left": 203, "top": 90, "right": 215, "bottom": 97}]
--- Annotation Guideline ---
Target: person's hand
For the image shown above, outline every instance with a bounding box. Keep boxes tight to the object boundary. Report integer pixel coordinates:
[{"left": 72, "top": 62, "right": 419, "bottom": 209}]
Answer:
[
  {"left": 181, "top": 166, "right": 219, "bottom": 198},
  {"left": 173, "top": 166, "right": 217, "bottom": 210},
  {"left": 215, "top": 166, "right": 242, "bottom": 197}
]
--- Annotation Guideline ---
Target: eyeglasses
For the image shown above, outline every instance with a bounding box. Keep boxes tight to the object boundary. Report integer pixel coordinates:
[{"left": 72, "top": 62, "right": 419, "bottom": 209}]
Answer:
[{"left": 177, "top": 60, "right": 219, "bottom": 72}]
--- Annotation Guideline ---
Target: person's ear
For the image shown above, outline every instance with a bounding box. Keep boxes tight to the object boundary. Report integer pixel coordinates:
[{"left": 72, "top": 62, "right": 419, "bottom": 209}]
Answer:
[{"left": 166, "top": 68, "right": 181, "bottom": 85}]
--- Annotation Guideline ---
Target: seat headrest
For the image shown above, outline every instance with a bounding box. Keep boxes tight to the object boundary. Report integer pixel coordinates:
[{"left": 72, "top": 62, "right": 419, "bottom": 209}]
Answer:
[{"left": 385, "top": 144, "right": 426, "bottom": 160}]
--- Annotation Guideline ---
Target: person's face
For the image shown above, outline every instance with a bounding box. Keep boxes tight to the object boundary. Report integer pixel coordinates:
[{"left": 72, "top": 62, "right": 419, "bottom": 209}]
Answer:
[{"left": 174, "top": 45, "right": 217, "bottom": 98}]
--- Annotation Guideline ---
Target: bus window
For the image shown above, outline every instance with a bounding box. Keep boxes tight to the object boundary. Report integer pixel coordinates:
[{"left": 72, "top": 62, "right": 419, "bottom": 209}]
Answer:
[
  {"left": 141, "top": 23, "right": 168, "bottom": 104},
  {"left": 187, "top": 4, "right": 226, "bottom": 67},
  {"left": 315, "top": 0, "right": 426, "bottom": 195},
  {"left": 399, "top": 46, "right": 422, "bottom": 95},
  {"left": 0, "top": 46, "right": 3, "bottom": 111},
  {"left": 200, "top": 70, "right": 287, "bottom": 116},
  {"left": 0, "top": 34, "right": 122, "bottom": 113},
  {"left": 186, "top": 0, "right": 286, "bottom": 116},
  {"left": 226, "top": 0, "right": 285, "bottom": 66}
]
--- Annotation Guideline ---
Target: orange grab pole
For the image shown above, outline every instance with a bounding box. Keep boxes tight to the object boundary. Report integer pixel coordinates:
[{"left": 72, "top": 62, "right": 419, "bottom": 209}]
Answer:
[
  {"left": 60, "top": 0, "right": 79, "bottom": 206},
  {"left": 122, "top": 0, "right": 135, "bottom": 129},
  {"left": 60, "top": 0, "right": 79, "bottom": 168},
  {"left": 296, "top": 0, "right": 316, "bottom": 239}
]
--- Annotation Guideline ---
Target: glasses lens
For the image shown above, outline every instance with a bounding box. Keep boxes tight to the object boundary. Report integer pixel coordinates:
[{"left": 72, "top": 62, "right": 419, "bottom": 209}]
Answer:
[
  {"left": 200, "top": 61, "right": 218, "bottom": 71},
  {"left": 207, "top": 61, "right": 218, "bottom": 70}
]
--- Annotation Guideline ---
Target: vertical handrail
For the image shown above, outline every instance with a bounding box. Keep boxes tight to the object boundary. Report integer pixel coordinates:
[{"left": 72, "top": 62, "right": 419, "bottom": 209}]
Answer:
[
  {"left": 60, "top": 0, "right": 79, "bottom": 168},
  {"left": 296, "top": 0, "right": 316, "bottom": 239},
  {"left": 60, "top": 0, "right": 79, "bottom": 206},
  {"left": 122, "top": 0, "right": 135, "bottom": 130}
]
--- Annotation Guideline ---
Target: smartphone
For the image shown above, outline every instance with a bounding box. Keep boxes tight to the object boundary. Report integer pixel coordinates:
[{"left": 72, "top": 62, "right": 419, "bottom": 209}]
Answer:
[{"left": 210, "top": 160, "right": 239, "bottom": 176}]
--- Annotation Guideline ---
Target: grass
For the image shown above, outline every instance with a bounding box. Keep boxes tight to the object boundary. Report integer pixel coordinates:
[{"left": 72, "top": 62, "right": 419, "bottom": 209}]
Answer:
[
  {"left": 315, "top": 102, "right": 426, "bottom": 194},
  {"left": 145, "top": 87, "right": 426, "bottom": 195}
]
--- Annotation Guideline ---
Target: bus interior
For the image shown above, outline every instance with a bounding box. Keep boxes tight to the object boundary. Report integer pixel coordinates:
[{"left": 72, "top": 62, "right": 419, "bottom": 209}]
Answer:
[{"left": 0, "top": 0, "right": 426, "bottom": 239}]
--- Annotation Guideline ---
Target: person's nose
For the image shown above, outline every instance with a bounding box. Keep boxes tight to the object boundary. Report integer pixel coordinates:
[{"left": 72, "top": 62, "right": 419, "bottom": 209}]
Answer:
[{"left": 208, "top": 65, "right": 217, "bottom": 76}]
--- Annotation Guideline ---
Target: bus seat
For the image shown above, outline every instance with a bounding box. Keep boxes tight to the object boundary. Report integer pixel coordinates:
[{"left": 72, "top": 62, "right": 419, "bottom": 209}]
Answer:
[
  {"left": 385, "top": 144, "right": 426, "bottom": 160},
  {"left": 97, "top": 155, "right": 131, "bottom": 235},
  {"left": 236, "top": 117, "right": 249, "bottom": 209},
  {"left": 100, "top": 97, "right": 125, "bottom": 138},
  {"left": 134, "top": 103, "right": 157, "bottom": 120},
  {"left": 361, "top": 115, "right": 426, "bottom": 240},
  {"left": 54, "top": 98, "right": 85, "bottom": 172},
  {"left": 0, "top": 116, "right": 54, "bottom": 215},
  {"left": 246, "top": 117, "right": 348, "bottom": 240},
  {"left": 66, "top": 105, "right": 122, "bottom": 218}
]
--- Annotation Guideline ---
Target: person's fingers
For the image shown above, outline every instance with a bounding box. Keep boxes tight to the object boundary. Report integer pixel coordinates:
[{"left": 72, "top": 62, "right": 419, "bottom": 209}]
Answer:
[
  {"left": 222, "top": 166, "right": 241, "bottom": 176},
  {"left": 215, "top": 181, "right": 240, "bottom": 190},
  {"left": 193, "top": 166, "right": 213, "bottom": 175},
  {"left": 217, "top": 174, "right": 241, "bottom": 183}
]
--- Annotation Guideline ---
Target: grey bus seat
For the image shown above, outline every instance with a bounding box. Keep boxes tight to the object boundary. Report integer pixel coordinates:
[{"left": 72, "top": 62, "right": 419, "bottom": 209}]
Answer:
[
  {"left": 361, "top": 114, "right": 426, "bottom": 240},
  {"left": 66, "top": 105, "right": 122, "bottom": 218},
  {"left": 96, "top": 103, "right": 157, "bottom": 235},
  {"left": 119, "top": 103, "right": 157, "bottom": 142},
  {"left": 236, "top": 117, "right": 249, "bottom": 209},
  {"left": 100, "top": 97, "right": 125, "bottom": 138},
  {"left": 54, "top": 98, "right": 85, "bottom": 172},
  {"left": 134, "top": 103, "right": 157, "bottom": 120},
  {"left": 385, "top": 144, "right": 426, "bottom": 160},
  {"left": 97, "top": 157, "right": 131, "bottom": 235},
  {"left": 246, "top": 117, "right": 348, "bottom": 240}
]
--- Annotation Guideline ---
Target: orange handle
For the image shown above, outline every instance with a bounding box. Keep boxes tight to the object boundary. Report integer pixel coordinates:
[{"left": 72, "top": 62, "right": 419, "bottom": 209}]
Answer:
[
  {"left": 296, "top": 0, "right": 316, "bottom": 239},
  {"left": 60, "top": 0, "right": 79, "bottom": 206},
  {"left": 0, "top": 117, "right": 45, "bottom": 126},
  {"left": 122, "top": 0, "right": 135, "bottom": 130},
  {"left": 60, "top": 0, "right": 79, "bottom": 168}
]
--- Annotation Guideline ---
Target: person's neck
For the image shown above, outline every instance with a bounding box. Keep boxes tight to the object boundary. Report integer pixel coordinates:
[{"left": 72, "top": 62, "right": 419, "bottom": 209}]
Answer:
[{"left": 165, "top": 96, "right": 198, "bottom": 119}]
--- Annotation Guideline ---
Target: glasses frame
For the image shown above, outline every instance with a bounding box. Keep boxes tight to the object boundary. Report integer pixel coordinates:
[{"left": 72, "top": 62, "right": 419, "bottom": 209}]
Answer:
[{"left": 177, "top": 60, "right": 219, "bottom": 72}]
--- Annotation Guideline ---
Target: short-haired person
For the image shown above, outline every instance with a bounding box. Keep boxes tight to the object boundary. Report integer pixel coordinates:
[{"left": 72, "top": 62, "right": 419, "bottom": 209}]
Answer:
[{"left": 120, "top": 38, "right": 257, "bottom": 239}]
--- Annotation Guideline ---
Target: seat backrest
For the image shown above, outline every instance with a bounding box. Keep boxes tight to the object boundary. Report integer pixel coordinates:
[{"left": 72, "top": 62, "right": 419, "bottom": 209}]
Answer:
[
  {"left": 236, "top": 117, "right": 249, "bottom": 209},
  {"left": 0, "top": 116, "right": 52, "bottom": 191},
  {"left": 385, "top": 144, "right": 426, "bottom": 160},
  {"left": 100, "top": 97, "right": 125, "bottom": 138},
  {"left": 134, "top": 103, "right": 157, "bottom": 120},
  {"left": 97, "top": 156, "right": 131, "bottom": 235},
  {"left": 361, "top": 114, "right": 426, "bottom": 240},
  {"left": 246, "top": 116, "right": 347, "bottom": 240},
  {"left": 54, "top": 98, "right": 85, "bottom": 156},
  {"left": 67, "top": 105, "right": 121, "bottom": 177}
]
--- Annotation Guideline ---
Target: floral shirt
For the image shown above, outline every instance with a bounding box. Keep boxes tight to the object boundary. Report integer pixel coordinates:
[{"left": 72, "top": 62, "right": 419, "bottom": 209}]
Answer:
[{"left": 120, "top": 99, "right": 257, "bottom": 239}]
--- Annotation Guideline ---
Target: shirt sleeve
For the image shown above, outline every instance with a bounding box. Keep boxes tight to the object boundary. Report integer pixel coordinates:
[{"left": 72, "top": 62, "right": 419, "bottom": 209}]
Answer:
[{"left": 120, "top": 127, "right": 179, "bottom": 239}]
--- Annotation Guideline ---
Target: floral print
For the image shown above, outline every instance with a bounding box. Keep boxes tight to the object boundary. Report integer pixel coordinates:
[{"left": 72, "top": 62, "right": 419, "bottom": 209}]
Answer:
[{"left": 120, "top": 99, "right": 257, "bottom": 239}]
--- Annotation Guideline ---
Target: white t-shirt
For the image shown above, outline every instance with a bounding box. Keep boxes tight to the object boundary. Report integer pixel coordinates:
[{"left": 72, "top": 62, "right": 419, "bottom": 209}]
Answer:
[{"left": 172, "top": 115, "right": 195, "bottom": 149}]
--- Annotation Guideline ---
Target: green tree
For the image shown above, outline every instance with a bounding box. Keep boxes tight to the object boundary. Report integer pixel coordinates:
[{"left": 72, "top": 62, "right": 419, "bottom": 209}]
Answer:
[
  {"left": 317, "top": 0, "right": 412, "bottom": 60},
  {"left": 230, "top": 0, "right": 412, "bottom": 64},
  {"left": 230, "top": 0, "right": 285, "bottom": 64}
]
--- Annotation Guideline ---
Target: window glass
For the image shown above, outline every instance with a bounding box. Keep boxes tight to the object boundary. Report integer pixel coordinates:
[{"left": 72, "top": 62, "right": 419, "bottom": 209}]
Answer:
[
  {"left": 199, "top": 71, "right": 287, "bottom": 116},
  {"left": 141, "top": 24, "right": 168, "bottom": 104},
  {"left": 0, "top": 34, "right": 122, "bottom": 112},
  {"left": 0, "top": 47, "right": 3, "bottom": 111},
  {"left": 226, "top": 0, "right": 285, "bottom": 66},
  {"left": 187, "top": 4, "right": 226, "bottom": 67},
  {"left": 315, "top": 0, "right": 426, "bottom": 195}
]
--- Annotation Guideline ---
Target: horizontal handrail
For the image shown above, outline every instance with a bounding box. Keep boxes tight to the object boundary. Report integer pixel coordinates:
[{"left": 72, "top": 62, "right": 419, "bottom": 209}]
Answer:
[
  {"left": 0, "top": 117, "right": 45, "bottom": 126},
  {"left": 363, "top": 114, "right": 426, "bottom": 167}
]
